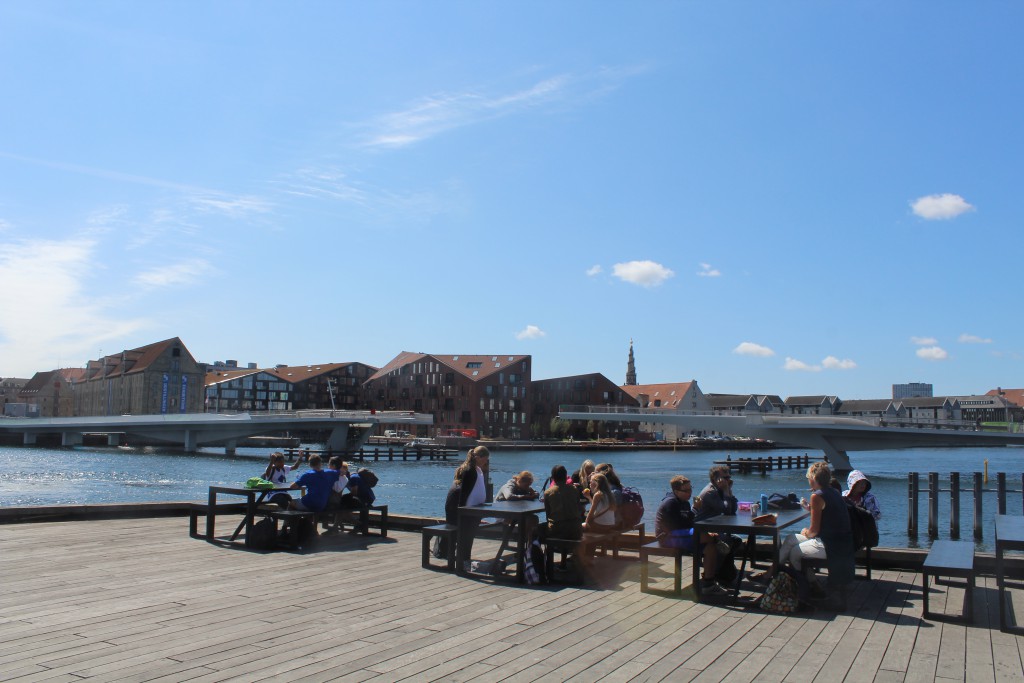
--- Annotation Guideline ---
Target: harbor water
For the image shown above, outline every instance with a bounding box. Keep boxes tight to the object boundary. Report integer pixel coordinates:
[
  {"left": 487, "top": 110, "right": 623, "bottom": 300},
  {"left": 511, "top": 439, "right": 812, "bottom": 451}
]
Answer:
[{"left": 1, "top": 444, "right": 1022, "bottom": 550}]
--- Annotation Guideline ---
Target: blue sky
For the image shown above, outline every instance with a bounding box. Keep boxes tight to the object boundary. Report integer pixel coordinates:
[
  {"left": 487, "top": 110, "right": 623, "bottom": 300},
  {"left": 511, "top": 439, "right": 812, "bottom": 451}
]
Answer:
[{"left": 0, "top": 2, "right": 1020, "bottom": 399}]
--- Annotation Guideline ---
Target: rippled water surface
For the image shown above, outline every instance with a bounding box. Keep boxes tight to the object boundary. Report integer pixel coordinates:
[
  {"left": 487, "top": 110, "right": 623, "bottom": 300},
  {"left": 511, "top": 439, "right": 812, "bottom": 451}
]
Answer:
[{"left": 2, "top": 444, "right": 1022, "bottom": 549}]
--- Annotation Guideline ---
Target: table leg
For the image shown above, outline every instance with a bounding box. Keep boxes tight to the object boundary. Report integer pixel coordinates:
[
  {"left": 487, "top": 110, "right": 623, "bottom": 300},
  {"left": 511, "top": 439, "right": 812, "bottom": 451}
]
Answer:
[
  {"left": 693, "top": 540, "right": 703, "bottom": 601},
  {"left": 998, "top": 542, "right": 1007, "bottom": 631},
  {"left": 206, "top": 488, "right": 217, "bottom": 540},
  {"left": 455, "top": 513, "right": 471, "bottom": 576}
]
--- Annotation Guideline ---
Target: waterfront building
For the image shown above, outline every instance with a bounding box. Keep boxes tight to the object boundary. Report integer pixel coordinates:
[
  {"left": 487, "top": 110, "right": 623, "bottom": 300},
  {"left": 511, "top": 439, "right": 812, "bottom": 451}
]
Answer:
[
  {"left": 899, "top": 396, "right": 961, "bottom": 423},
  {"left": 893, "top": 382, "right": 933, "bottom": 399},
  {"left": 0, "top": 377, "right": 29, "bottom": 415},
  {"left": 834, "top": 399, "right": 904, "bottom": 421},
  {"left": 363, "top": 352, "right": 531, "bottom": 440},
  {"left": 784, "top": 395, "right": 839, "bottom": 415},
  {"left": 620, "top": 381, "right": 711, "bottom": 440},
  {"left": 17, "top": 369, "right": 84, "bottom": 417},
  {"left": 267, "top": 362, "right": 376, "bottom": 411},
  {"left": 71, "top": 338, "right": 206, "bottom": 416},
  {"left": 955, "top": 394, "right": 1017, "bottom": 424},
  {"left": 706, "top": 393, "right": 785, "bottom": 416},
  {"left": 205, "top": 365, "right": 290, "bottom": 412},
  {"left": 987, "top": 388, "right": 1024, "bottom": 423},
  {"left": 532, "top": 373, "right": 639, "bottom": 439}
]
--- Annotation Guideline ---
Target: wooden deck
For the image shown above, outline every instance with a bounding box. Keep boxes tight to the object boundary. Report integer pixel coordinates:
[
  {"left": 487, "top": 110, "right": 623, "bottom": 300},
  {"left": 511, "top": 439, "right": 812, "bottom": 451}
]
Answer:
[{"left": 2, "top": 517, "right": 1024, "bottom": 682}]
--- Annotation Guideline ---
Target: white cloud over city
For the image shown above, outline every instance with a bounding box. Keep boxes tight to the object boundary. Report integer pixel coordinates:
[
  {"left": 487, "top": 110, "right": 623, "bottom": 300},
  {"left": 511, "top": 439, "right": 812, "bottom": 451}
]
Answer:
[
  {"left": 910, "top": 193, "right": 974, "bottom": 220},
  {"left": 784, "top": 357, "right": 821, "bottom": 372},
  {"left": 611, "top": 260, "right": 674, "bottom": 287},
  {"left": 515, "top": 324, "right": 546, "bottom": 340},
  {"left": 133, "top": 259, "right": 215, "bottom": 289},
  {"left": 586, "top": 265, "right": 602, "bottom": 276},
  {"left": 822, "top": 356, "right": 857, "bottom": 370},
  {"left": 733, "top": 342, "right": 775, "bottom": 357},
  {"left": 916, "top": 346, "right": 949, "bottom": 361},
  {"left": 697, "top": 262, "right": 721, "bottom": 277},
  {"left": 958, "top": 333, "right": 992, "bottom": 344},
  {"left": 911, "top": 336, "right": 938, "bottom": 346}
]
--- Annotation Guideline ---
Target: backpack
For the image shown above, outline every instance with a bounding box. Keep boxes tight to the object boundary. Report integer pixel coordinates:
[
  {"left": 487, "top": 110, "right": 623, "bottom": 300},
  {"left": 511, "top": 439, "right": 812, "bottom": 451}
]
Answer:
[
  {"left": 617, "top": 486, "right": 645, "bottom": 528},
  {"left": 358, "top": 469, "right": 379, "bottom": 488},
  {"left": 847, "top": 500, "right": 879, "bottom": 550},
  {"left": 767, "top": 492, "right": 801, "bottom": 511},
  {"left": 245, "top": 477, "right": 275, "bottom": 490},
  {"left": 760, "top": 569, "right": 799, "bottom": 613},
  {"left": 245, "top": 516, "right": 277, "bottom": 550},
  {"left": 524, "top": 537, "right": 547, "bottom": 585}
]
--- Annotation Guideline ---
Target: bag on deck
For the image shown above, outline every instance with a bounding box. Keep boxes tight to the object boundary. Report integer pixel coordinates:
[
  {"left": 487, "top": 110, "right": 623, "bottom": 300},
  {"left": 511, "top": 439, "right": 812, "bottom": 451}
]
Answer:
[
  {"left": 245, "top": 477, "right": 275, "bottom": 490},
  {"left": 847, "top": 499, "right": 879, "bottom": 550},
  {"left": 759, "top": 568, "right": 799, "bottom": 613},
  {"left": 617, "top": 486, "right": 645, "bottom": 528},
  {"left": 358, "top": 468, "right": 379, "bottom": 488},
  {"left": 246, "top": 516, "right": 277, "bottom": 550}
]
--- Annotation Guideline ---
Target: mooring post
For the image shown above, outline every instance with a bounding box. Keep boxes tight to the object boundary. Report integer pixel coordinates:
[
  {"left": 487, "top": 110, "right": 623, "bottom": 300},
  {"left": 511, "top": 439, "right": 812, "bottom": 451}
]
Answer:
[
  {"left": 950, "top": 471, "right": 960, "bottom": 540},
  {"left": 908, "top": 472, "right": 918, "bottom": 538},
  {"left": 973, "top": 472, "right": 984, "bottom": 540},
  {"left": 928, "top": 472, "right": 939, "bottom": 539},
  {"left": 998, "top": 472, "right": 1007, "bottom": 514}
]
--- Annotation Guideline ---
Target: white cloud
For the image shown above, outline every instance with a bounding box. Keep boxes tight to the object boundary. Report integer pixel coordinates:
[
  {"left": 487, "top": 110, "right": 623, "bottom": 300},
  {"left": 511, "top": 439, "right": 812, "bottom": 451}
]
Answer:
[
  {"left": 911, "top": 193, "right": 974, "bottom": 220},
  {"left": 611, "top": 260, "right": 674, "bottom": 287},
  {"left": 0, "top": 218, "right": 11, "bottom": 233},
  {"left": 822, "top": 356, "right": 857, "bottom": 370},
  {"left": 134, "top": 259, "right": 214, "bottom": 288},
  {"left": 958, "top": 333, "right": 992, "bottom": 344},
  {"left": 733, "top": 342, "right": 775, "bottom": 357},
  {"left": 916, "top": 346, "right": 949, "bottom": 361},
  {"left": 0, "top": 238, "right": 149, "bottom": 375},
  {"left": 697, "top": 263, "right": 721, "bottom": 277},
  {"left": 586, "top": 265, "right": 603, "bottom": 277},
  {"left": 515, "top": 325, "right": 546, "bottom": 340},
  {"left": 784, "top": 357, "right": 822, "bottom": 372},
  {"left": 190, "top": 195, "right": 273, "bottom": 218},
  {"left": 911, "top": 336, "right": 938, "bottom": 346}
]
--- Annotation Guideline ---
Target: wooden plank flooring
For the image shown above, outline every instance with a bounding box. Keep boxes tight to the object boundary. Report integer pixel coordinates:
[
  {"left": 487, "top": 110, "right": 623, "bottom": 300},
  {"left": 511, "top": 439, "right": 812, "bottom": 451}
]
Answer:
[{"left": 2, "top": 517, "right": 1023, "bottom": 682}]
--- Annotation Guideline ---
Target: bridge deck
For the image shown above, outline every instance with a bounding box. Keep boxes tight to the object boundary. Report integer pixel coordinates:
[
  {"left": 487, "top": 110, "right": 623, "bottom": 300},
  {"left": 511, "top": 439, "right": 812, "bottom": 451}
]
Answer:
[{"left": 3, "top": 517, "right": 1023, "bottom": 681}]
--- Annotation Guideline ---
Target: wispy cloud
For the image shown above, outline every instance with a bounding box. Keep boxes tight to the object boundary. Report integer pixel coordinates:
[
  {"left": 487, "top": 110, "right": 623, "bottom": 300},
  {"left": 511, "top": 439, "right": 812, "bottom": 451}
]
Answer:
[
  {"left": 274, "top": 166, "right": 369, "bottom": 205},
  {"left": 0, "top": 218, "right": 10, "bottom": 233},
  {"left": 911, "top": 336, "right": 938, "bottom": 346},
  {"left": 910, "top": 193, "right": 974, "bottom": 220},
  {"left": 359, "top": 67, "right": 641, "bottom": 149},
  {"left": 697, "top": 262, "right": 721, "bottom": 277},
  {"left": 822, "top": 356, "right": 857, "bottom": 370},
  {"left": 586, "top": 265, "right": 603, "bottom": 277},
  {"left": 784, "top": 357, "right": 821, "bottom": 372},
  {"left": 916, "top": 346, "right": 949, "bottom": 361},
  {"left": 734, "top": 342, "right": 775, "bottom": 358},
  {"left": 134, "top": 259, "right": 214, "bottom": 288},
  {"left": 515, "top": 324, "right": 546, "bottom": 341},
  {"left": 0, "top": 237, "right": 149, "bottom": 375},
  {"left": 612, "top": 260, "right": 674, "bottom": 288},
  {"left": 958, "top": 333, "right": 992, "bottom": 344},
  {"left": 190, "top": 194, "right": 273, "bottom": 219}
]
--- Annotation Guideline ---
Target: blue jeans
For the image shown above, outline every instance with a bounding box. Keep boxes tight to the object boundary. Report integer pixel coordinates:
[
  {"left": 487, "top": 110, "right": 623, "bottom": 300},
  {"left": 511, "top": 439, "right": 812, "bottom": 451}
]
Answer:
[{"left": 659, "top": 527, "right": 696, "bottom": 551}]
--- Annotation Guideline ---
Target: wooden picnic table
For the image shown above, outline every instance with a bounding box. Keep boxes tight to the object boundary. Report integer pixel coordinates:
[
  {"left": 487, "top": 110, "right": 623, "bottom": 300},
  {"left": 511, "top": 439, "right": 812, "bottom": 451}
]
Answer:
[
  {"left": 694, "top": 507, "right": 809, "bottom": 602},
  {"left": 456, "top": 500, "right": 545, "bottom": 583},
  {"left": 996, "top": 514, "right": 1024, "bottom": 633},
  {"left": 206, "top": 484, "right": 295, "bottom": 545}
]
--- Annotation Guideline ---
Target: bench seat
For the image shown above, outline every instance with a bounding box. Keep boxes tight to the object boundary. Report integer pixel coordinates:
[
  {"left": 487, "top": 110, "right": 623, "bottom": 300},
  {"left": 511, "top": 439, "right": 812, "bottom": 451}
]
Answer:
[
  {"left": 640, "top": 540, "right": 697, "bottom": 596},
  {"left": 321, "top": 504, "right": 389, "bottom": 537},
  {"left": 421, "top": 523, "right": 458, "bottom": 571},
  {"left": 268, "top": 510, "right": 316, "bottom": 549},
  {"left": 187, "top": 502, "right": 251, "bottom": 539},
  {"left": 922, "top": 539, "right": 975, "bottom": 623}
]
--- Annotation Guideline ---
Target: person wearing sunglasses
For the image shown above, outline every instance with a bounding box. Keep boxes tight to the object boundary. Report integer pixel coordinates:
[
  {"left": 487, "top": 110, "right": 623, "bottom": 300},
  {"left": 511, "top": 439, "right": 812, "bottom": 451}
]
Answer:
[{"left": 694, "top": 464, "right": 738, "bottom": 521}]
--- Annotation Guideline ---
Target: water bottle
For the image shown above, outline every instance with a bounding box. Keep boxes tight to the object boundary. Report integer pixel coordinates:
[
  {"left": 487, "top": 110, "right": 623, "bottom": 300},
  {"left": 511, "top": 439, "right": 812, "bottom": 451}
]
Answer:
[{"left": 760, "top": 493, "right": 769, "bottom": 514}]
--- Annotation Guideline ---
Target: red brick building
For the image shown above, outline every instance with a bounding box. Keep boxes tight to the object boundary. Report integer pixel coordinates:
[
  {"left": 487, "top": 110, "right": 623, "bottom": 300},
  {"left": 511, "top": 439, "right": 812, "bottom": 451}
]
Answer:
[{"left": 531, "top": 373, "right": 639, "bottom": 439}]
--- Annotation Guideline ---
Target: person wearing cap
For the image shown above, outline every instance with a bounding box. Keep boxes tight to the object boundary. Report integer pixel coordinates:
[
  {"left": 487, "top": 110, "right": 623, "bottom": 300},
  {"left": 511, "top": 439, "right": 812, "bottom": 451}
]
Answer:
[{"left": 843, "top": 470, "right": 881, "bottom": 520}]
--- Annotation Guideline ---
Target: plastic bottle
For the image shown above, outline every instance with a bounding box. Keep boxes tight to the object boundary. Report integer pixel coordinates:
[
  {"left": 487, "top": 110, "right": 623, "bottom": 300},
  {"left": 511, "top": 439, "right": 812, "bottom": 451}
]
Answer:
[{"left": 760, "top": 493, "right": 769, "bottom": 513}]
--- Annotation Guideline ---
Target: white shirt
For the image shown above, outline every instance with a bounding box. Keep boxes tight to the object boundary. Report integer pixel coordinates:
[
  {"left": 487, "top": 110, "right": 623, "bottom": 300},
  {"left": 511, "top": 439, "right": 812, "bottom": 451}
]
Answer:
[{"left": 466, "top": 467, "right": 487, "bottom": 507}]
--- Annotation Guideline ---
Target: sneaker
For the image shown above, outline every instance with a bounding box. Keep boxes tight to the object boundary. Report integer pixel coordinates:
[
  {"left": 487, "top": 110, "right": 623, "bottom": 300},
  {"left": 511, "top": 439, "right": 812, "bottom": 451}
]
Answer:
[
  {"left": 701, "top": 580, "right": 729, "bottom": 596},
  {"left": 748, "top": 571, "right": 771, "bottom": 584}
]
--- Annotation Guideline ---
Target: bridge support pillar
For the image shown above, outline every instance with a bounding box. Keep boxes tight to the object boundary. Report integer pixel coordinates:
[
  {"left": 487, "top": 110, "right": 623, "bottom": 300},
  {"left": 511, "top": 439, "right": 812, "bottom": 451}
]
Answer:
[
  {"left": 819, "top": 442, "right": 852, "bottom": 475},
  {"left": 61, "top": 432, "right": 82, "bottom": 447},
  {"left": 326, "top": 426, "right": 349, "bottom": 452},
  {"left": 183, "top": 430, "right": 198, "bottom": 452},
  {"left": 23, "top": 433, "right": 37, "bottom": 446},
  {"left": 224, "top": 439, "right": 237, "bottom": 456}
]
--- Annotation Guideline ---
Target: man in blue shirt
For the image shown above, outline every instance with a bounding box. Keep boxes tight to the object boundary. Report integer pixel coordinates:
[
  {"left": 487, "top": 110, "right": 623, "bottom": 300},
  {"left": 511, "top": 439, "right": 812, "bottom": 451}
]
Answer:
[{"left": 290, "top": 455, "right": 339, "bottom": 513}]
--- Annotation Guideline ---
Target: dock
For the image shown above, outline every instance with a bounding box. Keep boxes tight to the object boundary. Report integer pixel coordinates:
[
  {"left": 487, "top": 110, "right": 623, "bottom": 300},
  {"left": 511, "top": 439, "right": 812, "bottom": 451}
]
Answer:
[
  {"left": 3, "top": 515, "right": 1023, "bottom": 681},
  {"left": 714, "top": 453, "right": 820, "bottom": 474},
  {"left": 284, "top": 445, "right": 457, "bottom": 462}
]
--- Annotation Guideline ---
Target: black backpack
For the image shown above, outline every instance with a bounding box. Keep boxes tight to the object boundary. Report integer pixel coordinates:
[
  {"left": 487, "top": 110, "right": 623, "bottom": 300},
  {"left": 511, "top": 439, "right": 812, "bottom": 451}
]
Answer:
[
  {"left": 767, "top": 492, "right": 802, "bottom": 511},
  {"left": 846, "top": 500, "right": 879, "bottom": 550},
  {"left": 358, "top": 468, "right": 379, "bottom": 488},
  {"left": 246, "top": 516, "right": 277, "bottom": 550}
]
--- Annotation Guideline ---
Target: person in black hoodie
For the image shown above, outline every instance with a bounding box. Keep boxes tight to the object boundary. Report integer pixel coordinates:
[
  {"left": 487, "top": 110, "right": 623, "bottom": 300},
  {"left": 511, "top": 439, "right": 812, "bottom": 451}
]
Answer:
[{"left": 655, "top": 475, "right": 724, "bottom": 595}]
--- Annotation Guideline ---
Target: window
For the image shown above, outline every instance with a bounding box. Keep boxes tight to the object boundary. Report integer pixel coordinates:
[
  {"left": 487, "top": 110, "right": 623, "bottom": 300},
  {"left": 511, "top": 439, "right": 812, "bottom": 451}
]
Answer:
[{"left": 466, "top": 362, "right": 482, "bottom": 368}]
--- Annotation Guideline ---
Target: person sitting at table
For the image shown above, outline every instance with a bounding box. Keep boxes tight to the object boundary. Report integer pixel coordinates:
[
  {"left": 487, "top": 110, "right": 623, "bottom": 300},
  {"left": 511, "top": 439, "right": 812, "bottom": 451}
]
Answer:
[
  {"left": 544, "top": 465, "right": 583, "bottom": 541},
  {"left": 289, "top": 454, "right": 339, "bottom": 515},
  {"left": 770, "top": 461, "right": 855, "bottom": 609},
  {"left": 320, "top": 457, "right": 350, "bottom": 530},
  {"left": 572, "top": 459, "right": 595, "bottom": 490},
  {"left": 655, "top": 475, "right": 725, "bottom": 596},
  {"left": 843, "top": 470, "right": 882, "bottom": 520},
  {"left": 339, "top": 468, "right": 377, "bottom": 534},
  {"left": 263, "top": 451, "right": 305, "bottom": 509},
  {"left": 579, "top": 472, "right": 617, "bottom": 568},
  {"left": 453, "top": 446, "right": 490, "bottom": 566},
  {"left": 694, "top": 465, "right": 738, "bottom": 521},
  {"left": 594, "top": 463, "right": 624, "bottom": 506},
  {"left": 496, "top": 471, "right": 539, "bottom": 501}
]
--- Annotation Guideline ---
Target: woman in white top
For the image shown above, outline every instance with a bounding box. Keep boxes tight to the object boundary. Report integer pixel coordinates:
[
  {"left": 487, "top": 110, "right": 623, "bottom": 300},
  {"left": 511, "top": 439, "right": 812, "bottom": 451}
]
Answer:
[
  {"left": 579, "top": 472, "right": 617, "bottom": 567},
  {"left": 263, "top": 452, "right": 304, "bottom": 508},
  {"left": 454, "top": 446, "right": 490, "bottom": 565}
]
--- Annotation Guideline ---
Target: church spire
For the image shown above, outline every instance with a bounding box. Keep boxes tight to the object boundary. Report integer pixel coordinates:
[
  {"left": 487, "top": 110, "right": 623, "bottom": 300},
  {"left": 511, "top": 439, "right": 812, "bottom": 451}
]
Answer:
[{"left": 625, "top": 339, "right": 637, "bottom": 386}]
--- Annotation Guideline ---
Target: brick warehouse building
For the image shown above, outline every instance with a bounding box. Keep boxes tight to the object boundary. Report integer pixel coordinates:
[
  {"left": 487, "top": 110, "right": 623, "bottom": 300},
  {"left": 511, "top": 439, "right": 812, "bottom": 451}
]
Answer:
[
  {"left": 363, "top": 352, "right": 531, "bottom": 439},
  {"left": 531, "top": 373, "right": 639, "bottom": 439}
]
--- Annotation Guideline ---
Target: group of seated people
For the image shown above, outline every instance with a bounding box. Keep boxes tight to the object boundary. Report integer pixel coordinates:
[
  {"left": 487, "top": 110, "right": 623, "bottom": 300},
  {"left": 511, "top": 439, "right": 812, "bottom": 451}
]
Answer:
[{"left": 261, "top": 451, "right": 377, "bottom": 534}]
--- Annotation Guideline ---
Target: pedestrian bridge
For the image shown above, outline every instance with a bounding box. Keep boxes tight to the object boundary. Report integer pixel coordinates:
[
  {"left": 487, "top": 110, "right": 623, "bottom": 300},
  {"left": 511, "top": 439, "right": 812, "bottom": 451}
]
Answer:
[
  {"left": 557, "top": 406, "right": 1024, "bottom": 472},
  {"left": 0, "top": 410, "right": 433, "bottom": 453}
]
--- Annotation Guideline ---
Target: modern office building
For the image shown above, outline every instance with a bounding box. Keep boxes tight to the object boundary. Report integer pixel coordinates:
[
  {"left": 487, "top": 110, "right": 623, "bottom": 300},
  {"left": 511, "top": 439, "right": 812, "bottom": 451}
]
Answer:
[{"left": 893, "top": 382, "right": 933, "bottom": 399}]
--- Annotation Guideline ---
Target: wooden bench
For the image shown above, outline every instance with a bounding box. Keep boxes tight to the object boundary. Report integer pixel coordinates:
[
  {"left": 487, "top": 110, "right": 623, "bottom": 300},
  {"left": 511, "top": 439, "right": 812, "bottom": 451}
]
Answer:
[
  {"left": 545, "top": 537, "right": 583, "bottom": 584},
  {"left": 922, "top": 539, "right": 975, "bottom": 623},
  {"left": 268, "top": 510, "right": 316, "bottom": 549},
  {"left": 591, "top": 523, "right": 646, "bottom": 559},
  {"left": 421, "top": 523, "right": 458, "bottom": 571},
  {"left": 321, "top": 504, "right": 389, "bottom": 537},
  {"left": 187, "top": 501, "right": 250, "bottom": 539},
  {"left": 804, "top": 546, "right": 874, "bottom": 580},
  {"left": 640, "top": 540, "right": 697, "bottom": 596}
]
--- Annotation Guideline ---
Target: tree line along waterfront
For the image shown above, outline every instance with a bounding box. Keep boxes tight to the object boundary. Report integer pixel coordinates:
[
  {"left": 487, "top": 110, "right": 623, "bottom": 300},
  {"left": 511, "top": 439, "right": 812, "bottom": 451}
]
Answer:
[{"left": 2, "top": 443, "right": 1023, "bottom": 551}]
